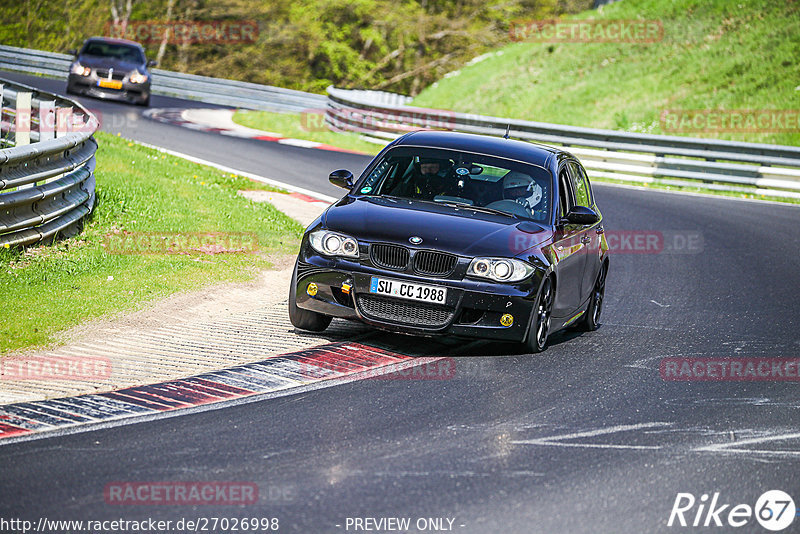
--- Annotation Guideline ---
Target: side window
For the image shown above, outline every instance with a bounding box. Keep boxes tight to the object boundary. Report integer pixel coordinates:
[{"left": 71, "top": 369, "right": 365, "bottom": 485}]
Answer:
[
  {"left": 557, "top": 166, "right": 573, "bottom": 218},
  {"left": 569, "top": 161, "right": 592, "bottom": 208}
]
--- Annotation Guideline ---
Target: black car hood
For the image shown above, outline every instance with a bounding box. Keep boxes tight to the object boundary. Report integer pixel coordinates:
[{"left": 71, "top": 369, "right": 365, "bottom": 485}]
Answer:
[
  {"left": 323, "top": 196, "right": 552, "bottom": 257},
  {"left": 77, "top": 56, "right": 143, "bottom": 72}
]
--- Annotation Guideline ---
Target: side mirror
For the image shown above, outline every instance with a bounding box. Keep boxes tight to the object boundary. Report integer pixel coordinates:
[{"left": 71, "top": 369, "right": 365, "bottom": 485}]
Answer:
[
  {"left": 68, "top": 49, "right": 78, "bottom": 56},
  {"left": 329, "top": 169, "right": 354, "bottom": 189},
  {"left": 563, "top": 205, "right": 599, "bottom": 225},
  {"left": 147, "top": 59, "right": 158, "bottom": 67}
]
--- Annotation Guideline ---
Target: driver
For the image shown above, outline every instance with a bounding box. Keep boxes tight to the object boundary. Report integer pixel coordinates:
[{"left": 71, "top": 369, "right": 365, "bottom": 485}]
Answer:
[
  {"left": 502, "top": 171, "right": 543, "bottom": 215},
  {"left": 408, "top": 157, "right": 452, "bottom": 200}
]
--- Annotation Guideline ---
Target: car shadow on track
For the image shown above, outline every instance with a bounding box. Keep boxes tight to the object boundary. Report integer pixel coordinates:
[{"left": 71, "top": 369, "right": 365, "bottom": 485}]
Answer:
[
  {"left": 445, "top": 327, "right": 592, "bottom": 358},
  {"left": 295, "top": 319, "right": 597, "bottom": 359}
]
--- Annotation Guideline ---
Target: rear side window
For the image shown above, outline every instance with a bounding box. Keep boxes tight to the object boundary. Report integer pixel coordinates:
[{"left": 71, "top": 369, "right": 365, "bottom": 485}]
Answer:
[{"left": 569, "top": 161, "right": 592, "bottom": 208}]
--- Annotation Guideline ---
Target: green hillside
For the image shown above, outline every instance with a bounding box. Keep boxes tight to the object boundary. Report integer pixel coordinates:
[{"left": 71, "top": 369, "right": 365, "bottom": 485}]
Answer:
[
  {"left": 412, "top": 0, "right": 800, "bottom": 145},
  {"left": 0, "top": 0, "right": 591, "bottom": 96}
]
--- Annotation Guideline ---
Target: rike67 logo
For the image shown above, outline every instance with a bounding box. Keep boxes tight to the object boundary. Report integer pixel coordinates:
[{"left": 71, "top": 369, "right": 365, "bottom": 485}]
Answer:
[{"left": 668, "top": 490, "right": 795, "bottom": 531}]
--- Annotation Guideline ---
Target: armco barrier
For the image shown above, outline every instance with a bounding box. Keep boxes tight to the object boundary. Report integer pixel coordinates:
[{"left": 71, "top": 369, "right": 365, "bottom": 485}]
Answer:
[
  {"left": 4, "top": 44, "right": 799, "bottom": 199},
  {"left": 325, "top": 87, "right": 800, "bottom": 200},
  {"left": 0, "top": 77, "right": 98, "bottom": 246},
  {"left": 0, "top": 44, "right": 325, "bottom": 113}
]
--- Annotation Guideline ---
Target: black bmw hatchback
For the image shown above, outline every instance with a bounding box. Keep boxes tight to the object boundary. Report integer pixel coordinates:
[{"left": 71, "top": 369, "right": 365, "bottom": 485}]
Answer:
[
  {"left": 66, "top": 37, "right": 155, "bottom": 106},
  {"left": 290, "top": 131, "right": 609, "bottom": 352}
]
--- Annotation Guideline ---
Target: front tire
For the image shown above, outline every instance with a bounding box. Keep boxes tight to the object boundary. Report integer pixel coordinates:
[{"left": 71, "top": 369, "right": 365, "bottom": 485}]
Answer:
[
  {"left": 289, "top": 263, "right": 332, "bottom": 332},
  {"left": 524, "top": 276, "right": 554, "bottom": 353},
  {"left": 578, "top": 262, "right": 607, "bottom": 332}
]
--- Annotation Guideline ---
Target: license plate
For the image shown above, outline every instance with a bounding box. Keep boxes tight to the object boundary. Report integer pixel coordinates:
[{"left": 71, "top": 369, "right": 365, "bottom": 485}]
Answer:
[
  {"left": 369, "top": 277, "right": 447, "bottom": 304},
  {"left": 98, "top": 79, "right": 123, "bottom": 90}
]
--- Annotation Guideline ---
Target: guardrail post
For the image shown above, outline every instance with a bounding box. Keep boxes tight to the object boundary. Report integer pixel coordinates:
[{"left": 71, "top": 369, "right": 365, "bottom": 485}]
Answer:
[
  {"left": 0, "top": 85, "right": 20, "bottom": 150},
  {"left": 0, "top": 83, "right": 5, "bottom": 142},
  {"left": 56, "top": 106, "right": 73, "bottom": 137},
  {"left": 39, "top": 100, "right": 55, "bottom": 142},
  {"left": 15, "top": 91, "right": 33, "bottom": 190},
  {"left": 38, "top": 100, "right": 58, "bottom": 188},
  {"left": 14, "top": 91, "right": 31, "bottom": 146}
]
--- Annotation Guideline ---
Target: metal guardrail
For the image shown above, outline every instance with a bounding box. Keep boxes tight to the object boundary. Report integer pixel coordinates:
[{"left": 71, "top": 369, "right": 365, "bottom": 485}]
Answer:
[
  {"left": 4, "top": 44, "right": 799, "bottom": 200},
  {"left": 326, "top": 87, "right": 800, "bottom": 200},
  {"left": 0, "top": 77, "right": 98, "bottom": 246},
  {"left": 0, "top": 44, "right": 326, "bottom": 113}
]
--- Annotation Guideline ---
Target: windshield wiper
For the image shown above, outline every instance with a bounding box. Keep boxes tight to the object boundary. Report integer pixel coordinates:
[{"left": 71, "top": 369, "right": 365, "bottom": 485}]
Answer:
[
  {"left": 440, "top": 202, "right": 519, "bottom": 219},
  {"left": 373, "top": 196, "right": 519, "bottom": 219}
]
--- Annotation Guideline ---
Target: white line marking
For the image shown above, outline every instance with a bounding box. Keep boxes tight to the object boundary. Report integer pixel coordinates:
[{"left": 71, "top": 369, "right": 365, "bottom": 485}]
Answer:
[
  {"left": 511, "top": 422, "right": 673, "bottom": 450},
  {"left": 695, "top": 431, "right": 800, "bottom": 457},
  {"left": 133, "top": 140, "right": 338, "bottom": 203},
  {"left": 180, "top": 108, "right": 283, "bottom": 138},
  {"left": 278, "top": 138, "right": 322, "bottom": 148},
  {"left": 650, "top": 299, "right": 670, "bottom": 308}
]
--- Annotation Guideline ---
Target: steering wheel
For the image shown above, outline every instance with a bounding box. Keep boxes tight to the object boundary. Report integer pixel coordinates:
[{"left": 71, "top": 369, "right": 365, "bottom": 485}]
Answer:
[{"left": 485, "top": 199, "right": 531, "bottom": 218}]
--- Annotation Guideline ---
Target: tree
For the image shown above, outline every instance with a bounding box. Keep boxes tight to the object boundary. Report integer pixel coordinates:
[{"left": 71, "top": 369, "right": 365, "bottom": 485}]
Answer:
[{"left": 109, "top": 0, "right": 136, "bottom": 32}]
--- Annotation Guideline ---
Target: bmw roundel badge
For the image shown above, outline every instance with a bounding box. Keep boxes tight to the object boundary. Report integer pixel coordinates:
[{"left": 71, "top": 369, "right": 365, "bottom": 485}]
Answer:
[{"left": 409, "top": 236, "right": 423, "bottom": 245}]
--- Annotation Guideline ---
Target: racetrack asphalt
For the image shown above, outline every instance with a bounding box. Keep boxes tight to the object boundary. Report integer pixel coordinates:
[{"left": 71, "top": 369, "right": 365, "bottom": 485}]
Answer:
[{"left": 2, "top": 70, "right": 800, "bottom": 533}]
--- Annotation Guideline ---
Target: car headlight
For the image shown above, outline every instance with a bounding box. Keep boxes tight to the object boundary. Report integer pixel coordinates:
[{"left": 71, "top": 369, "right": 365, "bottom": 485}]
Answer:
[
  {"left": 467, "top": 257, "right": 534, "bottom": 282},
  {"left": 309, "top": 230, "right": 359, "bottom": 258},
  {"left": 70, "top": 63, "right": 91, "bottom": 76},
  {"left": 129, "top": 72, "right": 149, "bottom": 84}
]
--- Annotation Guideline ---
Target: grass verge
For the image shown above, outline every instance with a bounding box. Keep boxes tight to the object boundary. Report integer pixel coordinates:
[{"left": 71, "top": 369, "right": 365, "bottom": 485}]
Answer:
[
  {"left": 232, "top": 110, "right": 381, "bottom": 155},
  {"left": 0, "top": 132, "right": 304, "bottom": 354},
  {"left": 232, "top": 0, "right": 799, "bottom": 204},
  {"left": 412, "top": 0, "right": 799, "bottom": 147}
]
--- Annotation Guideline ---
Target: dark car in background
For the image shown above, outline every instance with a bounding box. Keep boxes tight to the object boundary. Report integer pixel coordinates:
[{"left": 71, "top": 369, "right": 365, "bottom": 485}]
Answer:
[
  {"left": 66, "top": 37, "right": 155, "bottom": 106},
  {"left": 289, "top": 131, "right": 609, "bottom": 353}
]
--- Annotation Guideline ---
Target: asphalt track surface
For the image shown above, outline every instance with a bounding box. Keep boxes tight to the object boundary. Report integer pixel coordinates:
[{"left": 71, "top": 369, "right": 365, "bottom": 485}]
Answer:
[{"left": 2, "top": 70, "right": 800, "bottom": 533}]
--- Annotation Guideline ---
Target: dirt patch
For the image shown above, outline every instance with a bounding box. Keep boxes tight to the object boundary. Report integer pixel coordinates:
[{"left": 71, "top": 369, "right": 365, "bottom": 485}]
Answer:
[{"left": 58, "top": 252, "right": 296, "bottom": 345}]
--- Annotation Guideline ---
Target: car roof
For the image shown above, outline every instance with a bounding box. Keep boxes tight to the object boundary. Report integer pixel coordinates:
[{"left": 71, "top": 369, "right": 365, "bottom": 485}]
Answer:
[
  {"left": 393, "top": 130, "right": 560, "bottom": 168},
  {"left": 84, "top": 36, "right": 145, "bottom": 49}
]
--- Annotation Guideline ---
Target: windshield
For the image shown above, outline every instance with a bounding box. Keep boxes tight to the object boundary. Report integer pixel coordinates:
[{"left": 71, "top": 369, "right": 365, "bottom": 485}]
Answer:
[
  {"left": 81, "top": 42, "right": 145, "bottom": 63},
  {"left": 357, "top": 146, "right": 552, "bottom": 222}
]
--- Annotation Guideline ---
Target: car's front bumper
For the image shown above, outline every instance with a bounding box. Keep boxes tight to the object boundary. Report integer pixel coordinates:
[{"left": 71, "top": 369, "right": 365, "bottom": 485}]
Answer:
[
  {"left": 293, "top": 253, "right": 541, "bottom": 343},
  {"left": 68, "top": 74, "right": 150, "bottom": 104}
]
